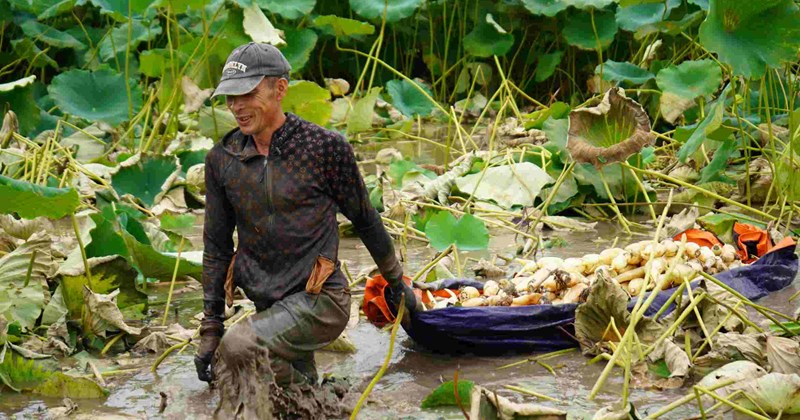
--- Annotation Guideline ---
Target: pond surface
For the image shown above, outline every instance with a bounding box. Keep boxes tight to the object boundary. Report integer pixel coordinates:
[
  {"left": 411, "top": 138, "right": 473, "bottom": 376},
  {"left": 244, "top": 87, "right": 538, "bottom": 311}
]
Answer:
[{"left": 1, "top": 220, "right": 799, "bottom": 419}]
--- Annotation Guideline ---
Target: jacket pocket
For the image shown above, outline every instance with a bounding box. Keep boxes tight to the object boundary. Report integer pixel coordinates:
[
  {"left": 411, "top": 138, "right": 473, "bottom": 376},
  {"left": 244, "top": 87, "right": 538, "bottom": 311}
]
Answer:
[{"left": 306, "top": 255, "right": 335, "bottom": 295}]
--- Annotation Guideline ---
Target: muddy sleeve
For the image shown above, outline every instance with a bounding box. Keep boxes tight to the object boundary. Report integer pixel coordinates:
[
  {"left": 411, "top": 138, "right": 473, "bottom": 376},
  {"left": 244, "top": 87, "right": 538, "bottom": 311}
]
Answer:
[
  {"left": 327, "top": 136, "right": 403, "bottom": 285},
  {"left": 202, "top": 149, "right": 235, "bottom": 326}
]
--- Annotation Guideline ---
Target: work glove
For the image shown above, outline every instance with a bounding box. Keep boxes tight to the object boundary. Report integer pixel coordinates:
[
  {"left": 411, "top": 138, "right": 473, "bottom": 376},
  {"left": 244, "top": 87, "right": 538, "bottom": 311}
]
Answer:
[
  {"left": 384, "top": 277, "right": 420, "bottom": 321},
  {"left": 194, "top": 320, "right": 224, "bottom": 383}
]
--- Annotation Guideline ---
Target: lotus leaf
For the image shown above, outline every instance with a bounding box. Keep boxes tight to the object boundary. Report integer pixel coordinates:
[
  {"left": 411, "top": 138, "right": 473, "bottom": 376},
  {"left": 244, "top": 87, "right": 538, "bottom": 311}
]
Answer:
[
  {"left": 19, "top": 20, "right": 85, "bottom": 49},
  {"left": 41, "top": 285, "right": 68, "bottom": 326},
  {"left": 279, "top": 27, "right": 318, "bottom": 72},
  {"left": 463, "top": 15, "right": 514, "bottom": 58},
  {"left": 522, "top": 0, "right": 614, "bottom": 17},
  {"left": 282, "top": 81, "right": 332, "bottom": 126},
  {"left": 60, "top": 256, "right": 146, "bottom": 319},
  {"left": 421, "top": 379, "right": 474, "bottom": 408},
  {"left": 455, "top": 162, "right": 553, "bottom": 209},
  {"left": 313, "top": 15, "right": 375, "bottom": 38},
  {"left": 574, "top": 270, "right": 663, "bottom": 355},
  {"left": 49, "top": 69, "right": 143, "bottom": 126},
  {"left": 0, "top": 234, "right": 56, "bottom": 330},
  {"left": 563, "top": 8, "right": 618, "bottom": 51},
  {"left": 35, "top": 372, "right": 107, "bottom": 399},
  {"left": 8, "top": 0, "right": 74, "bottom": 19},
  {"left": 689, "top": 0, "right": 708, "bottom": 10},
  {"left": 111, "top": 154, "right": 180, "bottom": 207},
  {"left": 256, "top": 0, "right": 314, "bottom": 19},
  {"left": 651, "top": 339, "right": 691, "bottom": 377},
  {"left": 387, "top": 159, "right": 436, "bottom": 188},
  {"left": 714, "top": 332, "right": 765, "bottom": 364},
  {"left": 347, "top": 87, "right": 381, "bottom": 134},
  {"left": 616, "top": 0, "right": 681, "bottom": 32},
  {"left": 12, "top": 38, "right": 57, "bottom": 69},
  {"left": 656, "top": 59, "right": 722, "bottom": 100},
  {"left": 349, "top": 0, "right": 421, "bottom": 22},
  {"left": 181, "top": 76, "right": 213, "bottom": 114},
  {"left": 765, "top": 336, "right": 800, "bottom": 375},
  {"left": 596, "top": 60, "right": 655, "bottom": 85},
  {"left": 676, "top": 87, "right": 727, "bottom": 163},
  {"left": 0, "top": 351, "right": 53, "bottom": 392},
  {"left": 0, "top": 175, "right": 79, "bottom": 219},
  {"left": 534, "top": 51, "right": 563, "bottom": 82},
  {"left": 386, "top": 79, "right": 434, "bottom": 118},
  {"left": 567, "top": 88, "right": 653, "bottom": 167},
  {"left": 734, "top": 373, "right": 800, "bottom": 414},
  {"left": 424, "top": 212, "right": 489, "bottom": 252},
  {"left": 98, "top": 19, "right": 162, "bottom": 62},
  {"left": 0, "top": 77, "right": 40, "bottom": 136},
  {"left": 82, "top": 286, "right": 141, "bottom": 337},
  {"left": 0, "top": 215, "right": 51, "bottom": 240},
  {"left": 77, "top": 0, "right": 151, "bottom": 22},
  {"left": 242, "top": 3, "right": 284, "bottom": 46},
  {"left": 698, "top": 139, "right": 736, "bottom": 183},
  {"left": 699, "top": 0, "right": 800, "bottom": 77},
  {"left": 121, "top": 228, "right": 203, "bottom": 280}
]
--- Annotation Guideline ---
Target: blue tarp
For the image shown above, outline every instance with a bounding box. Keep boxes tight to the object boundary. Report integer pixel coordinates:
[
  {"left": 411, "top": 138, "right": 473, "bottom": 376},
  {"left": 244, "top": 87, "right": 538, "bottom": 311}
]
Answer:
[{"left": 406, "top": 244, "right": 798, "bottom": 355}]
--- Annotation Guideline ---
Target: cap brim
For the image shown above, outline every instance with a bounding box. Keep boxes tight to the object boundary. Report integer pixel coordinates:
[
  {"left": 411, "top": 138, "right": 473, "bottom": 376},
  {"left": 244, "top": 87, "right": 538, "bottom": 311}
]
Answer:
[{"left": 211, "top": 75, "right": 265, "bottom": 98}]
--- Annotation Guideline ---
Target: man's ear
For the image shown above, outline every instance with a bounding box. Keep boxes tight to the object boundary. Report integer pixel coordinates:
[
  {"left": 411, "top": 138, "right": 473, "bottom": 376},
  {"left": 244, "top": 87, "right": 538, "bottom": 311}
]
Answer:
[{"left": 275, "top": 78, "right": 289, "bottom": 101}]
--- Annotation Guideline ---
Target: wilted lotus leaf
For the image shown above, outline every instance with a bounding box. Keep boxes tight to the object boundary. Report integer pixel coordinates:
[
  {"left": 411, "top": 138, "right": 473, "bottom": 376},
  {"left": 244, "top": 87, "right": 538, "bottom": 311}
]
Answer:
[
  {"left": 132, "top": 331, "right": 171, "bottom": 353},
  {"left": 82, "top": 286, "right": 142, "bottom": 338},
  {"left": 567, "top": 88, "right": 653, "bottom": 167},
  {"left": 733, "top": 373, "right": 800, "bottom": 414},
  {"left": 181, "top": 76, "right": 213, "bottom": 114},
  {"left": 766, "top": 336, "right": 800, "bottom": 375},
  {"left": 696, "top": 360, "right": 767, "bottom": 406}
]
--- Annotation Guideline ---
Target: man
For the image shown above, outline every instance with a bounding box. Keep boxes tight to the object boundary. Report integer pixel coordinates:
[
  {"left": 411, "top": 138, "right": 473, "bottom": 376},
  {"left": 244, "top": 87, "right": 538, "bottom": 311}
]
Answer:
[{"left": 195, "top": 42, "right": 418, "bottom": 388}]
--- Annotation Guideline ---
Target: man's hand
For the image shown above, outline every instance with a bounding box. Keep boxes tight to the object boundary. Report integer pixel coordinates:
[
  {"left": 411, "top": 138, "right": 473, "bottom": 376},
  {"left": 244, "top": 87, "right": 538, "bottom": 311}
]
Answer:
[
  {"left": 195, "top": 321, "right": 223, "bottom": 383},
  {"left": 385, "top": 279, "right": 420, "bottom": 319}
]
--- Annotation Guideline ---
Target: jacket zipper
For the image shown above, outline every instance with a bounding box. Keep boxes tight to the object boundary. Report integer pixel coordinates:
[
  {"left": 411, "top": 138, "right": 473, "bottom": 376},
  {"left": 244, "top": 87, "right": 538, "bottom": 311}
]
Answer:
[{"left": 264, "top": 157, "right": 274, "bottom": 227}]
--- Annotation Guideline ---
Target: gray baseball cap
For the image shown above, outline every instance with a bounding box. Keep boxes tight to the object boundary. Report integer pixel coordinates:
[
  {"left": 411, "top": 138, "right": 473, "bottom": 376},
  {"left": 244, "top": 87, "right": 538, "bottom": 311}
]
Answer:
[{"left": 212, "top": 42, "right": 292, "bottom": 97}]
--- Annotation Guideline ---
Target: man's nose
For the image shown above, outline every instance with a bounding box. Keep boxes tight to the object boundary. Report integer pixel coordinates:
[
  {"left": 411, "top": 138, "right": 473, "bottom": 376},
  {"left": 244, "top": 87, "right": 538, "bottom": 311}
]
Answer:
[{"left": 228, "top": 96, "right": 243, "bottom": 111}]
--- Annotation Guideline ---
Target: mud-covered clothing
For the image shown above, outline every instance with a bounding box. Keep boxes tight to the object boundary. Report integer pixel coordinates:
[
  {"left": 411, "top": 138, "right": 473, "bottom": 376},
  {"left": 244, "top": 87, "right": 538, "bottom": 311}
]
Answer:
[
  {"left": 215, "top": 288, "right": 351, "bottom": 387},
  {"left": 201, "top": 113, "right": 402, "bottom": 328}
]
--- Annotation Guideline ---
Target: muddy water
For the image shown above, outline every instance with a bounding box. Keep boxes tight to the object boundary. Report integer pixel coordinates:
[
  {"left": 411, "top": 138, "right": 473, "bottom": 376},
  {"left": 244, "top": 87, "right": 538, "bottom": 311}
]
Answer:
[{"left": 2, "top": 222, "right": 799, "bottom": 419}]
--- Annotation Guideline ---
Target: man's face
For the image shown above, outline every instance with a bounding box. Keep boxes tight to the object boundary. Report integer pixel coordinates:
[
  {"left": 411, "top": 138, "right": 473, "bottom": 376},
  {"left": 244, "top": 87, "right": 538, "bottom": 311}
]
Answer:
[{"left": 225, "top": 78, "right": 287, "bottom": 137}]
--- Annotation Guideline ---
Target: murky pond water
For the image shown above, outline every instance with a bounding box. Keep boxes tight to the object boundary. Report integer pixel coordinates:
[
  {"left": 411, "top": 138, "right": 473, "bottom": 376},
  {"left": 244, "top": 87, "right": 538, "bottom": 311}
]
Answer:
[{"left": 2, "top": 217, "right": 799, "bottom": 419}]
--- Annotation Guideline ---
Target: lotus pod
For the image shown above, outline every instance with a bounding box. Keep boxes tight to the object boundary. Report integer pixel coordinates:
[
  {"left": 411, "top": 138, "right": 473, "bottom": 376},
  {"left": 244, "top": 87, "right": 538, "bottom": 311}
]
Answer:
[
  {"left": 483, "top": 280, "right": 500, "bottom": 297},
  {"left": 566, "top": 88, "right": 654, "bottom": 167},
  {"left": 459, "top": 286, "right": 480, "bottom": 301}
]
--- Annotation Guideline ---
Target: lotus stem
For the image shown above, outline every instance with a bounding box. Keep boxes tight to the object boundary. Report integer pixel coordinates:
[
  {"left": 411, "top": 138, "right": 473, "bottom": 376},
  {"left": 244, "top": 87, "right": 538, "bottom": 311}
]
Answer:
[
  {"left": 23, "top": 250, "right": 36, "bottom": 288},
  {"left": 504, "top": 385, "right": 562, "bottom": 403},
  {"left": 681, "top": 279, "right": 712, "bottom": 347},
  {"left": 101, "top": 332, "right": 126, "bottom": 356},
  {"left": 411, "top": 244, "right": 454, "bottom": 283},
  {"left": 598, "top": 169, "right": 631, "bottom": 234},
  {"left": 627, "top": 166, "right": 657, "bottom": 222},
  {"left": 350, "top": 294, "right": 406, "bottom": 419},
  {"left": 645, "top": 378, "right": 735, "bottom": 419},
  {"left": 88, "top": 360, "right": 106, "bottom": 387},
  {"left": 535, "top": 360, "right": 556, "bottom": 376},
  {"left": 497, "top": 348, "right": 576, "bottom": 370},
  {"left": 693, "top": 386, "right": 770, "bottom": 420},
  {"left": 162, "top": 237, "right": 185, "bottom": 326},
  {"left": 642, "top": 292, "right": 707, "bottom": 359},
  {"left": 692, "top": 301, "right": 740, "bottom": 361},
  {"left": 693, "top": 386, "right": 707, "bottom": 420},
  {"left": 705, "top": 295, "right": 764, "bottom": 333},
  {"left": 697, "top": 271, "right": 794, "bottom": 335},
  {"left": 71, "top": 213, "right": 92, "bottom": 286},
  {"left": 651, "top": 282, "right": 686, "bottom": 321},
  {"left": 151, "top": 339, "right": 191, "bottom": 373},
  {"left": 524, "top": 162, "right": 576, "bottom": 259}
]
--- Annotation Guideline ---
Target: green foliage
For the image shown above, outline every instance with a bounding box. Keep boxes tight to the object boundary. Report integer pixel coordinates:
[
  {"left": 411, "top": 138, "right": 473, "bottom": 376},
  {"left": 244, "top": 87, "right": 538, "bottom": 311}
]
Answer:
[
  {"left": 421, "top": 379, "right": 474, "bottom": 408},
  {"left": 616, "top": 0, "right": 681, "bottom": 32},
  {"left": 387, "top": 159, "right": 436, "bottom": 188},
  {"left": 463, "top": 15, "right": 514, "bottom": 58},
  {"left": 656, "top": 59, "right": 722, "bottom": 99},
  {"left": 385, "top": 79, "right": 434, "bottom": 118},
  {"left": 111, "top": 155, "right": 180, "bottom": 207},
  {"left": 676, "top": 86, "right": 728, "bottom": 163},
  {"left": 313, "top": 15, "right": 375, "bottom": 37},
  {"left": 563, "top": 8, "right": 618, "bottom": 50},
  {"left": 597, "top": 60, "right": 655, "bottom": 84},
  {"left": 534, "top": 51, "right": 564, "bottom": 82},
  {"left": 347, "top": 87, "right": 381, "bottom": 133},
  {"left": 257, "top": 0, "right": 315, "bottom": 19},
  {"left": 424, "top": 212, "right": 489, "bottom": 252},
  {"left": 280, "top": 27, "right": 318, "bottom": 72},
  {"left": 348, "top": 0, "right": 421, "bottom": 22},
  {"left": 0, "top": 351, "right": 52, "bottom": 392},
  {"left": 282, "top": 81, "right": 332, "bottom": 126},
  {"left": 61, "top": 256, "right": 146, "bottom": 319},
  {"left": 49, "top": 69, "right": 143, "bottom": 126},
  {"left": 0, "top": 176, "right": 79, "bottom": 219},
  {"left": 699, "top": 0, "right": 800, "bottom": 77}
]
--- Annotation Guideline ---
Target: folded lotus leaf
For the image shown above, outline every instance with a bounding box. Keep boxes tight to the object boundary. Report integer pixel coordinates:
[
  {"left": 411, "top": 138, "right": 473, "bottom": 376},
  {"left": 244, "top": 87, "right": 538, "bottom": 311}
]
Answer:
[{"left": 567, "top": 88, "right": 653, "bottom": 167}]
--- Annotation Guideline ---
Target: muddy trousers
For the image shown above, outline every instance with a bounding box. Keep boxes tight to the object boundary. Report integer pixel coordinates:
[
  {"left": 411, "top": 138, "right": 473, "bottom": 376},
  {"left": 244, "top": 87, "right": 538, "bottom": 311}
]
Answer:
[{"left": 216, "top": 287, "right": 351, "bottom": 387}]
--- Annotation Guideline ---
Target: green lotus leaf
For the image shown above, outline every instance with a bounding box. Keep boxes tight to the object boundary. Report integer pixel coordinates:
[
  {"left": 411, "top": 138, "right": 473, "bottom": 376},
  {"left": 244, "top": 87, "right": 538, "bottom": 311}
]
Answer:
[
  {"left": 699, "top": 0, "right": 800, "bottom": 78},
  {"left": 19, "top": 20, "right": 85, "bottom": 49},
  {"left": 463, "top": 16, "right": 514, "bottom": 58},
  {"left": 0, "top": 236, "right": 55, "bottom": 330},
  {"left": 98, "top": 19, "right": 162, "bottom": 62},
  {"left": 8, "top": 0, "right": 74, "bottom": 19},
  {"left": 676, "top": 86, "right": 728, "bottom": 163},
  {"left": 49, "top": 69, "right": 143, "bottom": 126},
  {"left": 421, "top": 380, "right": 474, "bottom": 408},
  {"left": 150, "top": 0, "right": 209, "bottom": 12},
  {"left": 386, "top": 79, "right": 434, "bottom": 118},
  {"left": 535, "top": 51, "right": 564, "bottom": 82},
  {"left": 60, "top": 255, "right": 146, "bottom": 319},
  {"left": 0, "top": 352, "right": 53, "bottom": 392},
  {"left": 139, "top": 49, "right": 169, "bottom": 78},
  {"left": 85, "top": 213, "right": 129, "bottom": 259},
  {"left": 347, "top": 87, "right": 381, "bottom": 134},
  {"left": 280, "top": 27, "right": 318, "bottom": 73},
  {"left": 0, "top": 175, "right": 79, "bottom": 219},
  {"left": 76, "top": 0, "right": 151, "bottom": 21},
  {"left": 424, "top": 212, "right": 489, "bottom": 252},
  {"left": 616, "top": 0, "right": 681, "bottom": 31},
  {"left": 283, "top": 80, "right": 332, "bottom": 126},
  {"left": 597, "top": 60, "right": 655, "bottom": 84},
  {"left": 387, "top": 159, "right": 436, "bottom": 188},
  {"left": 567, "top": 88, "right": 653, "bottom": 167},
  {"left": 112, "top": 154, "right": 180, "bottom": 207},
  {"left": 12, "top": 39, "right": 57, "bottom": 68},
  {"left": 735, "top": 373, "right": 800, "bottom": 414},
  {"left": 688, "top": 0, "right": 708, "bottom": 10},
  {"left": 698, "top": 139, "right": 736, "bottom": 184},
  {"left": 256, "top": 0, "right": 314, "bottom": 19},
  {"left": 454, "top": 162, "right": 554, "bottom": 209},
  {"left": 35, "top": 372, "right": 107, "bottom": 399},
  {"left": 314, "top": 15, "right": 375, "bottom": 38},
  {"left": 0, "top": 77, "right": 41, "bottom": 136},
  {"left": 634, "top": 10, "right": 704, "bottom": 39},
  {"left": 563, "top": 8, "right": 618, "bottom": 50},
  {"left": 121, "top": 228, "right": 203, "bottom": 281},
  {"left": 656, "top": 59, "right": 722, "bottom": 99},
  {"left": 522, "top": 0, "right": 614, "bottom": 16},
  {"left": 349, "top": 0, "right": 421, "bottom": 22}
]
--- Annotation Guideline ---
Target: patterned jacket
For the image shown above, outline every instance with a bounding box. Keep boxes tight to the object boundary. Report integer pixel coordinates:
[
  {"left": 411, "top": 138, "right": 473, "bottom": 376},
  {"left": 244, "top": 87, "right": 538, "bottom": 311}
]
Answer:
[{"left": 201, "top": 113, "right": 402, "bottom": 322}]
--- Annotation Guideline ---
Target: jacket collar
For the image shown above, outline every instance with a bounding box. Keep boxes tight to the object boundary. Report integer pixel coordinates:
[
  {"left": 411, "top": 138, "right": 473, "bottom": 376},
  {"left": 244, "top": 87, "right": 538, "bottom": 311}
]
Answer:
[{"left": 227, "top": 113, "right": 302, "bottom": 161}]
